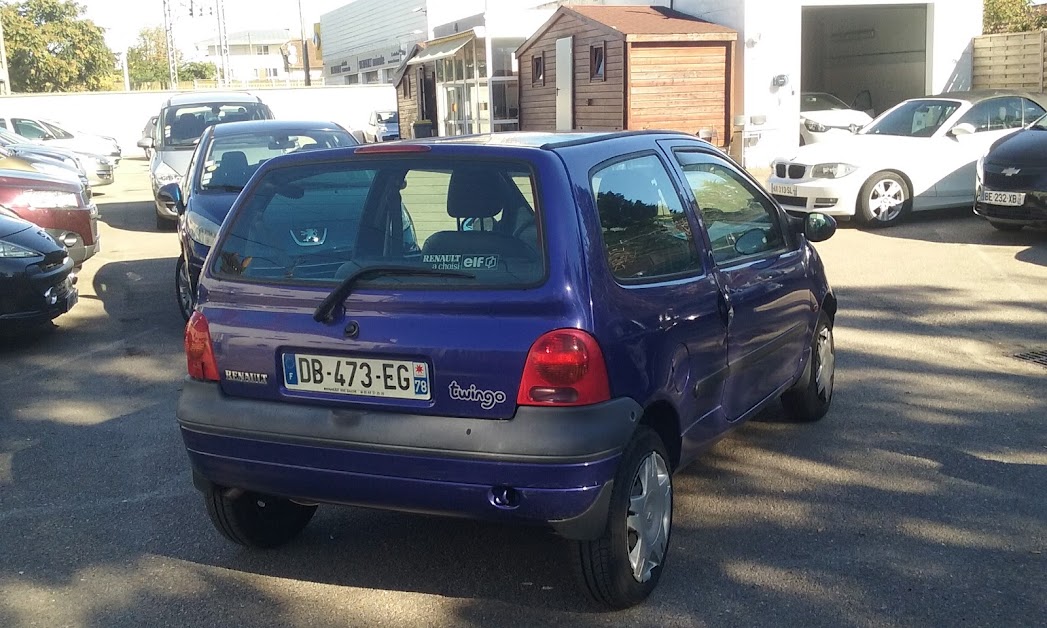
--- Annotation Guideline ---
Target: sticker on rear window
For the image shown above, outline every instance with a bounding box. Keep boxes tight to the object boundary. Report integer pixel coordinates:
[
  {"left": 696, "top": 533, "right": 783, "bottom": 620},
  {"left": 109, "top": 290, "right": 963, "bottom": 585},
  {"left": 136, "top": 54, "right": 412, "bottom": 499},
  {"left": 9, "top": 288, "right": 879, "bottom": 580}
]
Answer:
[{"left": 422, "top": 254, "right": 500, "bottom": 271}]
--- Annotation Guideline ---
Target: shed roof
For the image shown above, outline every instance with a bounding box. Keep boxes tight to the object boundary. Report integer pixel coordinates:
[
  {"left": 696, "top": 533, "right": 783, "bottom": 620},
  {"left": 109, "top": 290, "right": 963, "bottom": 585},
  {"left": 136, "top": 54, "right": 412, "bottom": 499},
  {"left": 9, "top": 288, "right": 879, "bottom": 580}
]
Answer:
[
  {"left": 518, "top": 5, "right": 736, "bottom": 55},
  {"left": 569, "top": 5, "right": 738, "bottom": 37}
]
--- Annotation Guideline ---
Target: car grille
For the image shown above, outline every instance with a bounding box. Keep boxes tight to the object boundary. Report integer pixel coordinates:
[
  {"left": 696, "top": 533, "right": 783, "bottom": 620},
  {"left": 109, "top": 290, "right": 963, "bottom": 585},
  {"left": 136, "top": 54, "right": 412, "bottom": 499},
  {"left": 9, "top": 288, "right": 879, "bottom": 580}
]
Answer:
[
  {"left": 983, "top": 164, "right": 1047, "bottom": 190},
  {"left": 775, "top": 163, "right": 807, "bottom": 179},
  {"left": 774, "top": 195, "right": 807, "bottom": 207}
]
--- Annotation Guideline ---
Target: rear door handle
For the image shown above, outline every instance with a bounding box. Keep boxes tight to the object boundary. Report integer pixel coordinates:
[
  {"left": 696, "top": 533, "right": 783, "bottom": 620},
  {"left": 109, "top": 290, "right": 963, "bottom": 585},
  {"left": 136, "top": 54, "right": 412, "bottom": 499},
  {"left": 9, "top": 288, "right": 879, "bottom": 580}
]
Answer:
[{"left": 717, "top": 292, "right": 734, "bottom": 328}]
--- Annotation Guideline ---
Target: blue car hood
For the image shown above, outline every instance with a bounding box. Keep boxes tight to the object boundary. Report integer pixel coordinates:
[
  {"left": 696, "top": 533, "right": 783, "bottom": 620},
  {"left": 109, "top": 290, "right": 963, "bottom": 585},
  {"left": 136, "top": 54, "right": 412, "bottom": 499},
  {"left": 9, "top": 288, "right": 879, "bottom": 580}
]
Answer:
[{"left": 190, "top": 191, "right": 240, "bottom": 224}]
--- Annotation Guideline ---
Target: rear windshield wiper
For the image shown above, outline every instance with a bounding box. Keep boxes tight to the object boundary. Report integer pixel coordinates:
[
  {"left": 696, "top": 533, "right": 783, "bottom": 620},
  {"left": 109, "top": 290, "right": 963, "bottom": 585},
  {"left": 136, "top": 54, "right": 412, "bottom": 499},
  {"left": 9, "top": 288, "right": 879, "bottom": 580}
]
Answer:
[{"left": 314, "top": 265, "right": 475, "bottom": 323}]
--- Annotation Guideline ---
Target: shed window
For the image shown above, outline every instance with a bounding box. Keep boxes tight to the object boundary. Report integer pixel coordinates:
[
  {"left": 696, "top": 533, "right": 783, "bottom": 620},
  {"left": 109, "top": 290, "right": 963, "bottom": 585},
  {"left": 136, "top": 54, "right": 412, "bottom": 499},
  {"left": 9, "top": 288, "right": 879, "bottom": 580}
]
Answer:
[
  {"left": 402, "top": 75, "right": 410, "bottom": 98},
  {"left": 532, "top": 54, "right": 544, "bottom": 86},
  {"left": 590, "top": 43, "right": 605, "bottom": 81}
]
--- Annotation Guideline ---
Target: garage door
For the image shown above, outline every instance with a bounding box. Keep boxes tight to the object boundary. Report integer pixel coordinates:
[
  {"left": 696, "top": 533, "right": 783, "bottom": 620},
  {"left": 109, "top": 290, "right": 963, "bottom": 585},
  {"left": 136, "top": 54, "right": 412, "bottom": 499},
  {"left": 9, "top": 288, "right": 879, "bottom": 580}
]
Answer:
[
  {"left": 802, "top": 4, "right": 928, "bottom": 115},
  {"left": 628, "top": 42, "right": 730, "bottom": 145}
]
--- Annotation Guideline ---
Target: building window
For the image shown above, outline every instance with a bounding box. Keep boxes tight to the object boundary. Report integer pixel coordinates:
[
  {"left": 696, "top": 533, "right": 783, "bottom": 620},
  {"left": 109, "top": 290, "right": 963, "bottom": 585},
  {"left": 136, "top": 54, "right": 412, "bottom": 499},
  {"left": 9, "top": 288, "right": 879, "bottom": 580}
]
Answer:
[
  {"left": 590, "top": 43, "right": 605, "bottom": 81},
  {"left": 402, "top": 75, "right": 410, "bottom": 98},
  {"left": 257, "top": 45, "right": 270, "bottom": 55},
  {"left": 532, "top": 53, "right": 544, "bottom": 86}
]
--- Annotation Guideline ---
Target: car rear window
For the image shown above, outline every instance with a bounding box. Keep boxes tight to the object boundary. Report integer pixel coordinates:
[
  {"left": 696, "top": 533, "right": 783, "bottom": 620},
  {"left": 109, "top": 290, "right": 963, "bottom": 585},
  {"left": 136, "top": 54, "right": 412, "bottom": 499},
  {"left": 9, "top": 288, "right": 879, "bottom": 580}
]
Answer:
[
  {"left": 212, "top": 158, "right": 544, "bottom": 289},
  {"left": 162, "top": 102, "right": 271, "bottom": 148},
  {"left": 200, "top": 130, "right": 356, "bottom": 193}
]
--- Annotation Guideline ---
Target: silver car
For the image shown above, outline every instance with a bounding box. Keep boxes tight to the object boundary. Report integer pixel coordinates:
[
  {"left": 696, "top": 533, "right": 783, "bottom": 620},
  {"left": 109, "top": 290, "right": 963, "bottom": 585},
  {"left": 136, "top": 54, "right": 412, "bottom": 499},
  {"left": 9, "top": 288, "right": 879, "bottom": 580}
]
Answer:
[
  {"left": 0, "top": 128, "right": 113, "bottom": 188},
  {"left": 0, "top": 115, "right": 122, "bottom": 165}
]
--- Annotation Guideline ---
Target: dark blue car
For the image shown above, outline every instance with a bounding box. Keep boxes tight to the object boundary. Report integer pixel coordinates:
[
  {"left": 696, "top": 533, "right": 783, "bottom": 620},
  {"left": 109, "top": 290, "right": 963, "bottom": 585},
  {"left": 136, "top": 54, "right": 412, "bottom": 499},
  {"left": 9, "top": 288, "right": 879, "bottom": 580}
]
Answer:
[
  {"left": 157, "top": 120, "right": 360, "bottom": 320},
  {"left": 175, "top": 132, "right": 838, "bottom": 608}
]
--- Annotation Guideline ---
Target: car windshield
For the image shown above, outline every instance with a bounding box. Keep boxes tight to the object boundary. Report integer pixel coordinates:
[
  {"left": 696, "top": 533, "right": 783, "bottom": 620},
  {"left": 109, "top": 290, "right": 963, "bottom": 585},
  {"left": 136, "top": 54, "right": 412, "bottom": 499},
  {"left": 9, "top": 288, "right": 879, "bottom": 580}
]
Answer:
[
  {"left": 161, "top": 102, "right": 271, "bottom": 148},
  {"left": 862, "top": 99, "right": 963, "bottom": 137},
  {"left": 40, "top": 120, "right": 75, "bottom": 140},
  {"left": 376, "top": 112, "right": 399, "bottom": 124},
  {"left": 801, "top": 93, "right": 850, "bottom": 112},
  {"left": 199, "top": 130, "right": 357, "bottom": 193},
  {"left": 213, "top": 158, "right": 544, "bottom": 289}
]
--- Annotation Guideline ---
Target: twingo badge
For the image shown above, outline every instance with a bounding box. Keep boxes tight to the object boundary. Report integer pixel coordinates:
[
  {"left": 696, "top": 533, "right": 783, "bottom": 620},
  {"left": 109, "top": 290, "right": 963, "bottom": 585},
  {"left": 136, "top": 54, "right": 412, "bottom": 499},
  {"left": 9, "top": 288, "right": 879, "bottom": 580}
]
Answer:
[{"left": 225, "top": 370, "right": 269, "bottom": 385}]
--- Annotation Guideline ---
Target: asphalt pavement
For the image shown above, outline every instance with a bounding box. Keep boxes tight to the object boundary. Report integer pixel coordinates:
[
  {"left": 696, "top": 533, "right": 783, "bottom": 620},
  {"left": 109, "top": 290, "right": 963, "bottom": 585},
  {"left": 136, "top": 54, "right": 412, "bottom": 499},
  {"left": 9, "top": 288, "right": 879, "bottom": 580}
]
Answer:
[{"left": 1, "top": 159, "right": 1044, "bottom": 627}]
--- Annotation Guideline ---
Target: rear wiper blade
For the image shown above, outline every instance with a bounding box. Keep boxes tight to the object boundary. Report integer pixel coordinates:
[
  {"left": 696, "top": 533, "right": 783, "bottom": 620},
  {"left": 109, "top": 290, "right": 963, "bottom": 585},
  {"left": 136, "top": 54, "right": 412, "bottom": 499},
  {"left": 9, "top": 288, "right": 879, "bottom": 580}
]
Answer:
[{"left": 314, "top": 264, "right": 475, "bottom": 323}]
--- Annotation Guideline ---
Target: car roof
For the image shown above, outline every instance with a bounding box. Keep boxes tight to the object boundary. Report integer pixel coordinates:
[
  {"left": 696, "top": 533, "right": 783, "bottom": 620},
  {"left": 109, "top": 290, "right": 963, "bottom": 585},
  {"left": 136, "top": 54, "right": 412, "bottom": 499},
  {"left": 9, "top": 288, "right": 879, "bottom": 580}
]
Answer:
[
  {"left": 928, "top": 89, "right": 1047, "bottom": 107},
  {"left": 210, "top": 120, "right": 347, "bottom": 137},
  {"left": 164, "top": 91, "right": 263, "bottom": 107},
  {"left": 401, "top": 130, "right": 697, "bottom": 150}
]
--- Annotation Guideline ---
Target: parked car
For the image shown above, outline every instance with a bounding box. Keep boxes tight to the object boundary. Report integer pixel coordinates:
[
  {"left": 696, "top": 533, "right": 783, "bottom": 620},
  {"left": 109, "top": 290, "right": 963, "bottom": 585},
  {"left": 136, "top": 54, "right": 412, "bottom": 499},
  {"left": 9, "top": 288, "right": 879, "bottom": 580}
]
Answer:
[
  {"left": 142, "top": 91, "right": 274, "bottom": 229},
  {"left": 0, "top": 115, "right": 122, "bottom": 164},
  {"left": 0, "top": 206, "right": 78, "bottom": 330},
  {"left": 769, "top": 90, "right": 1047, "bottom": 227},
  {"left": 0, "top": 145, "right": 89, "bottom": 193},
  {"left": 364, "top": 110, "right": 400, "bottom": 143},
  {"left": 140, "top": 116, "right": 158, "bottom": 159},
  {"left": 0, "top": 169, "right": 99, "bottom": 266},
  {"left": 0, "top": 128, "right": 112, "bottom": 190},
  {"left": 174, "top": 131, "right": 838, "bottom": 608},
  {"left": 155, "top": 120, "right": 359, "bottom": 320},
  {"left": 975, "top": 113, "right": 1047, "bottom": 231},
  {"left": 799, "top": 92, "right": 874, "bottom": 146}
]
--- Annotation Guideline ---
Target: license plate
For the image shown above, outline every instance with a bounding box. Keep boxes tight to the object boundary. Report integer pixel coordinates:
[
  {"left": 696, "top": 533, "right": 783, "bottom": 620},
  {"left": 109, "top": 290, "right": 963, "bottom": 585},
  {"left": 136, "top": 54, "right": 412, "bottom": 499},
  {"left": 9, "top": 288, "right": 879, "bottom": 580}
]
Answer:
[
  {"left": 282, "top": 353, "right": 431, "bottom": 400},
  {"left": 982, "top": 190, "right": 1025, "bottom": 206},
  {"left": 771, "top": 183, "right": 798, "bottom": 197}
]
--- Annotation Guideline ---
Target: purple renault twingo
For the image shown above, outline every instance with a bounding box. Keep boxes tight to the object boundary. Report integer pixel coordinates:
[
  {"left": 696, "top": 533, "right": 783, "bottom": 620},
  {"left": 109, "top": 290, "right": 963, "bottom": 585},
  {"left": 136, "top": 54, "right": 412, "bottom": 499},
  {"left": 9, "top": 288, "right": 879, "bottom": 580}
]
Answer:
[{"left": 177, "top": 131, "right": 838, "bottom": 608}]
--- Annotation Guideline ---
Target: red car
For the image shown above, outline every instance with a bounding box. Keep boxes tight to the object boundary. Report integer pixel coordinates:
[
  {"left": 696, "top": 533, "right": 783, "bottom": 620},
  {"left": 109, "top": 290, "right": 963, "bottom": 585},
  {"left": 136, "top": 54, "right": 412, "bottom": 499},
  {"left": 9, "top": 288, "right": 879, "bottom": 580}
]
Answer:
[{"left": 0, "top": 169, "right": 98, "bottom": 266}]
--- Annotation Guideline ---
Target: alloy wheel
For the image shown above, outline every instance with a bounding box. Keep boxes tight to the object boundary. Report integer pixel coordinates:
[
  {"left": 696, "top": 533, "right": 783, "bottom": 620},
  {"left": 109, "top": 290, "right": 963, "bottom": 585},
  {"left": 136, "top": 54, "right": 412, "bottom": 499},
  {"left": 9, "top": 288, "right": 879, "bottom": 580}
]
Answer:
[
  {"left": 626, "top": 452, "right": 672, "bottom": 583},
  {"left": 815, "top": 325, "right": 835, "bottom": 400},
  {"left": 177, "top": 259, "right": 195, "bottom": 319},
  {"left": 868, "top": 179, "right": 905, "bottom": 222}
]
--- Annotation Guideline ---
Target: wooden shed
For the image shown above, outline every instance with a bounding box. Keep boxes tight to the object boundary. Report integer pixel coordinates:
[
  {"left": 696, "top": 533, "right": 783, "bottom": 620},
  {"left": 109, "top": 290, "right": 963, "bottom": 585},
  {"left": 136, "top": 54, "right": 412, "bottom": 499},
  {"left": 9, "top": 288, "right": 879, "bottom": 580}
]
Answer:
[{"left": 516, "top": 5, "right": 738, "bottom": 146}]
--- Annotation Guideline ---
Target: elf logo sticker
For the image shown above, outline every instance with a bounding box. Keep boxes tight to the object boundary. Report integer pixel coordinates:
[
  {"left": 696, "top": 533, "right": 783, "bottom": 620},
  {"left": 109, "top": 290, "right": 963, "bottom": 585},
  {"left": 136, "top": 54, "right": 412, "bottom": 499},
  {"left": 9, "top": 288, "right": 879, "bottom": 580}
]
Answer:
[{"left": 422, "top": 254, "right": 499, "bottom": 270}]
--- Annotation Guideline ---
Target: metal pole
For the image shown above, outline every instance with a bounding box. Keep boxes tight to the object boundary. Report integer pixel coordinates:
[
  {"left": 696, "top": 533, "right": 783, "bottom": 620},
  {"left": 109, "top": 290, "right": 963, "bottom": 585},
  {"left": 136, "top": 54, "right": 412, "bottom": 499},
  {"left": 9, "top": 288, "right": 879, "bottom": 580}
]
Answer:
[
  {"left": 216, "top": 0, "right": 231, "bottom": 87},
  {"left": 0, "top": 17, "right": 11, "bottom": 95},
  {"left": 122, "top": 50, "right": 131, "bottom": 91},
  {"left": 163, "top": 0, "right": 179, "bottom": 88},
  {"left": 298, "top": 0, "right": 312, "bottom": 86}
]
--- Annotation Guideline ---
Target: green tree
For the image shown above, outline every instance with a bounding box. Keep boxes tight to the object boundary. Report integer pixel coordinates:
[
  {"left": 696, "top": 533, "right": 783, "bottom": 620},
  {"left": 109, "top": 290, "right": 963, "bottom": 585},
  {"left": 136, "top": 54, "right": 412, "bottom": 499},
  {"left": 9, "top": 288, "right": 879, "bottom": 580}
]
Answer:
[
  {"left": 126, "top": 26, "right": 218, "bottom": 88},
  {"left": 984, "top": 0, "right": 1035, "bottom": 34},
  {"left": 1, "top": 0, "right": 115, "bottom": 92}
]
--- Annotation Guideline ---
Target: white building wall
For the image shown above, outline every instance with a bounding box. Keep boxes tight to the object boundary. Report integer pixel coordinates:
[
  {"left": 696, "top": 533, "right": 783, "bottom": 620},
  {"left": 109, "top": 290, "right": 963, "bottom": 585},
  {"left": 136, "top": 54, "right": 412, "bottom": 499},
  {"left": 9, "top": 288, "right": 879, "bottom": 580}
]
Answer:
[
  {"left": 674, "top": 0, "right": 982, "bottom": 168},
  {"left": 321, "top": 0, "right": 428, "bottom": 82}
]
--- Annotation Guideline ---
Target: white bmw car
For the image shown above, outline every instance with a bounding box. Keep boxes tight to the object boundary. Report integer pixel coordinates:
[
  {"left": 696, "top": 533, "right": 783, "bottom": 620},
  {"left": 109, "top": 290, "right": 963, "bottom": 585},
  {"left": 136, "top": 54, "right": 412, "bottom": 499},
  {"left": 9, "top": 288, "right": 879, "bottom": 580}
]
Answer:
[{"left": 768, "top": 91, "right": 1047, "bottom": 227}]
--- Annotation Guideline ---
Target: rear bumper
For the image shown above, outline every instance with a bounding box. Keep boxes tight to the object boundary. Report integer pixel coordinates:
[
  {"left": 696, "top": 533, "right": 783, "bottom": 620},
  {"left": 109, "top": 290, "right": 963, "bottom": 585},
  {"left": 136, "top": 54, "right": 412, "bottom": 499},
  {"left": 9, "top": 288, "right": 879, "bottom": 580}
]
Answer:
[{"left": 176, "top": 379, "right": 642, "bottom": 539}]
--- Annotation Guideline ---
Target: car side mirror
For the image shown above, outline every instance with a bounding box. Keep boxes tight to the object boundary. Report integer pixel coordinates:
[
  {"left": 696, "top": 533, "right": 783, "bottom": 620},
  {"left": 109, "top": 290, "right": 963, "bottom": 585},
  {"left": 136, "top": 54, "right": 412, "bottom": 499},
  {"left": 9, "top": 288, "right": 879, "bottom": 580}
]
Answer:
[
  {"left": 735, "top": 228, "right": 770, "bottom": 257},
  {"left": 137, "top": 137, "right": 154, "bottom": 149},
  {"left": 949, "top": 123, "right": 976, "bottom": 138},
  {"left": 157, "top": 182, "right": 185, "bottom": 214},
  {"left": 804, "top": 212, "right": 837, "bottom": 243},
  {"left": 41, "top": 133, "right": 55, "bottom": 141},
  {"left": 851, "top": 89, "right": 872, "bottom": 113}
]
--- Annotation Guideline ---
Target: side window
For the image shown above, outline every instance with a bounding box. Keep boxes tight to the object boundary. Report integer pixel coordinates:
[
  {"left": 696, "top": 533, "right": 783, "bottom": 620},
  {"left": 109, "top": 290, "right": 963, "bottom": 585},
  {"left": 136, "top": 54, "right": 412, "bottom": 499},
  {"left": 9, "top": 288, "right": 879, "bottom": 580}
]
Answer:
[
  {"left": 0, "top": 120, "right": 7, "bottom": 130},
  {"left": 13, "top": 118, "right": 48, "bottom": 139},
  {"left": 1022, "top": 98, "right": 1046, "bottom": 125},
  {"left": 956, "top": 98, "right": 1024, "bottom": 132},
  {"left": 673, "top": 151, "right": 786, "bottom": 265},
  {"left": 591, "top": 154, "right": 700, "bottom": 281}
]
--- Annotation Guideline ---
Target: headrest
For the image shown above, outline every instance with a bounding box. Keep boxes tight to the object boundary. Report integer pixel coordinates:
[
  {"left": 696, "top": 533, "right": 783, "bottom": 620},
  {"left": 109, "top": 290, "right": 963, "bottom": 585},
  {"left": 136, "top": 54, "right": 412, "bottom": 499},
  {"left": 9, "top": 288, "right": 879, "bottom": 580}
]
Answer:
[
  {"left": 447, "top": 168, "right": 505, "bottom": 219},
  {"left": 221, "top": 151, "right": 248, "bottom": 169}
]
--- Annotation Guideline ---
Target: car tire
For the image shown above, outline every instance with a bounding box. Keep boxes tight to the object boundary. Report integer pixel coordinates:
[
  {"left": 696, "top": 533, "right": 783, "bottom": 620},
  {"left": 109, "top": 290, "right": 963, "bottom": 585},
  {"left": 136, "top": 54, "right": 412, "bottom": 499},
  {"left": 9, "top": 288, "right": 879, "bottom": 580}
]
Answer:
[
  {"left": 574, "top": 426, "right": 673, "bottom": 609},
  {"left": 175, "top": 255, "right": 195, "bottom": 322},
  {"left": 781, "top": 312, "right": 835, "bottom": 422},
  {"left": 989, "top": 221, "right": 1024, "bottom": 232},
  {"left": 205, "top": 487, "right": 317, "bottom": 549},
  {"left": 858, "top": 171, "right": 910, "bottom": 228}
]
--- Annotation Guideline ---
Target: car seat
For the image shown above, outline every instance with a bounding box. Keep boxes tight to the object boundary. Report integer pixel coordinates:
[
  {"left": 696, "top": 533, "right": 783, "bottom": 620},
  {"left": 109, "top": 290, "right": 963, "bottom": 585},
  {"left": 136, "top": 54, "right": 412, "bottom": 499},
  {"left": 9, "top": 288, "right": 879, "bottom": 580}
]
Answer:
[{"left": 209, "top": 151, "right": 249, "bottom": 189}]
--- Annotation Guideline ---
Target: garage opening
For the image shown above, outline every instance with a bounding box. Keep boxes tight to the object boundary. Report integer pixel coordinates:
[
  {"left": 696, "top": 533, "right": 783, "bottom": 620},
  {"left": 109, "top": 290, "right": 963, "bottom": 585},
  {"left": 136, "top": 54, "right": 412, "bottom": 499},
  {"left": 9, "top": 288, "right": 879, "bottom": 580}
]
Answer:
[{"left": 801, "top": 4, "right": 929, "bottom": 118}]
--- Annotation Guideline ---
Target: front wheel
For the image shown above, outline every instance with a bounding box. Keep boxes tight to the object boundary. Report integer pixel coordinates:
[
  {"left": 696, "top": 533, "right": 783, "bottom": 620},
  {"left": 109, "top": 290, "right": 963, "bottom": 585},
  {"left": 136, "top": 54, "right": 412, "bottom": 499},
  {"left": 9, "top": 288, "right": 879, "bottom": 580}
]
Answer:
[
  {"left": 175, "top": 255, "right": 195, "bottom": 322},
  {"left": 858, "top": 171, "right": 910, "bottom": 228},
  {"left": 205, "top": 488, "right": 317, "bottom": 549},
  {"left": 575, "top": 427, "right": 673, "bottom": 609},
  {"left": 781, "top": 313, "right": 835, "bottom": 422}
]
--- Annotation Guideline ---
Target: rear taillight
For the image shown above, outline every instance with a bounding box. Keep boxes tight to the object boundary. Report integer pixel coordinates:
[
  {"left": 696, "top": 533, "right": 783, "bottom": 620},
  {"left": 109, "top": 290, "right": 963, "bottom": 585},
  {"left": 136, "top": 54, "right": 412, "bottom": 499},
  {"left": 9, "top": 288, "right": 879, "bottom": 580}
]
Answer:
[
  {"left": 185, "top": 312, "right": 219, "bottom": 382},
  {"left": 517, "top": 330, "right": 611, "bottom": 407}
]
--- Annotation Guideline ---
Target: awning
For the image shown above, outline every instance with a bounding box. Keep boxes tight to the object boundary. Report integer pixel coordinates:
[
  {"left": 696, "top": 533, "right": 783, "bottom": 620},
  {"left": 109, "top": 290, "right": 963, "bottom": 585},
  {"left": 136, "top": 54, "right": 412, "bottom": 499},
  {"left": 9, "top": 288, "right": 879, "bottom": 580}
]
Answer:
[{"left": 407, "top": 35, "right": 474, "bottom": 66}]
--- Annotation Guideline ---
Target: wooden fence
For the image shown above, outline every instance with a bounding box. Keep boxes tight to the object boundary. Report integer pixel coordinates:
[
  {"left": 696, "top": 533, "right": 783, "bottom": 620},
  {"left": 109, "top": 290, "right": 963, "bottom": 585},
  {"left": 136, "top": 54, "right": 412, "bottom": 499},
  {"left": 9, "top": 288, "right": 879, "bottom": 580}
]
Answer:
[{"left": 972, "top": 30, "right": 1047, "bottom": 91}]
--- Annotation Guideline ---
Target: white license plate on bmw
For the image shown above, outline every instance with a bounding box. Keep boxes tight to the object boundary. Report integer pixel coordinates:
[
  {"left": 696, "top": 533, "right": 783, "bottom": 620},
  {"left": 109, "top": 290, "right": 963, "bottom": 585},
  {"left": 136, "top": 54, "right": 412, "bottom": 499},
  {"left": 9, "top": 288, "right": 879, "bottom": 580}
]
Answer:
[
  {"left": 982, "top": 190, "right": 1025, "bottom": 206},
  {"left": 771, "top": 183, "right": 798, "bottom": 196},
  {"left": 282, "top": 353, "right": 431, "bottom": 400}
]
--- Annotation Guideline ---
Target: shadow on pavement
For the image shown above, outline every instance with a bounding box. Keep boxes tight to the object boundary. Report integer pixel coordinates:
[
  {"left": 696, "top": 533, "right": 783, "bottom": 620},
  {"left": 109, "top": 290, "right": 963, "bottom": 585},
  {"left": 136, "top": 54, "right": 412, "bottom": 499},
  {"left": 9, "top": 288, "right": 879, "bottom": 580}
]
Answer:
[{"left": 96, "top": 200, "right": 168, "bottom": 234}]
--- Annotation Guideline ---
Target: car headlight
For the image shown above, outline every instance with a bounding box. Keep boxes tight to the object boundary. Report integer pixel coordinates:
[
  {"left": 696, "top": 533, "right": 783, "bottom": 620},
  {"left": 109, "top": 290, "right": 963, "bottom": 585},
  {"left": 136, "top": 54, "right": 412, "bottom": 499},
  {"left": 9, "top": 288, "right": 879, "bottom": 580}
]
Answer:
[
  {"left": 186, "top": 211, "right": 221, "bottom": 248},
  {"left": 0, "top": 240, "right": 40, "bottom": 258},
  {"left": 153, "top": 162, "right": 181, "bottom": 186},
  {"left": 14, "top": 190, "right": 80, "bottom": 209},
  {"left": 804, "top": 119, "right": 828, "bottom": 133},
  {"left": 811, "top": 163, "right": 858, "bottom": 179}
]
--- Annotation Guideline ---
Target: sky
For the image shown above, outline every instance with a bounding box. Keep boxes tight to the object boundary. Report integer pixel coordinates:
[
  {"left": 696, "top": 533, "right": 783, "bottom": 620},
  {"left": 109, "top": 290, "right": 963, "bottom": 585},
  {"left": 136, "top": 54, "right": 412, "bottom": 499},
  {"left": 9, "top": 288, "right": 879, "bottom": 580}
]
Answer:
[{"left": 80, "top": 0, "right": 351, "bottom": 53}]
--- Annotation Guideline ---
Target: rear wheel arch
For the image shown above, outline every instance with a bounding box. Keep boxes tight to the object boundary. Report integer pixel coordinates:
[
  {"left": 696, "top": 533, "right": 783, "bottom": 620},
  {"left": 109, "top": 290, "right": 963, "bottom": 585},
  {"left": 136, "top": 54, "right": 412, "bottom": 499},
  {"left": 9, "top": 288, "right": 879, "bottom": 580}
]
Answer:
[
  {"left": 820, "top": 291, "right": 838, "bottom": 327},
  {"left": 638, "top": 401, "right": 681, "bottom": 472}
]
